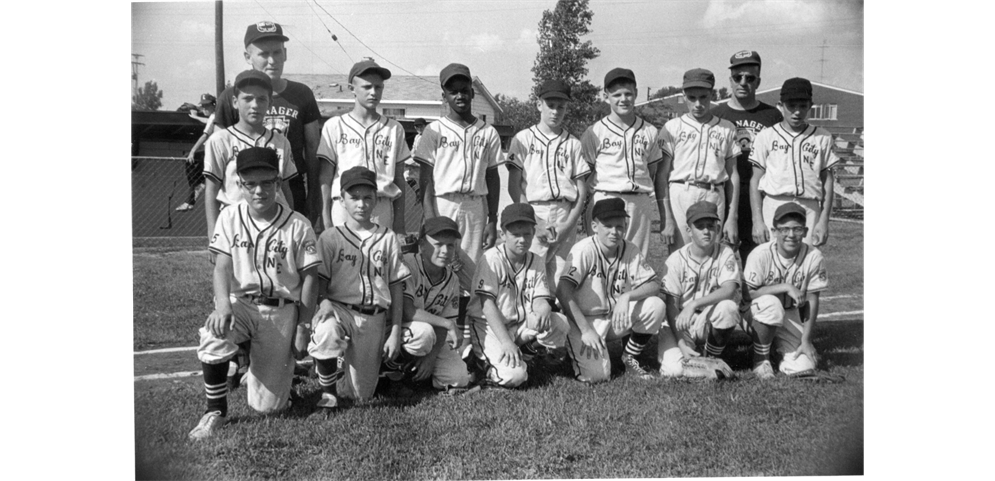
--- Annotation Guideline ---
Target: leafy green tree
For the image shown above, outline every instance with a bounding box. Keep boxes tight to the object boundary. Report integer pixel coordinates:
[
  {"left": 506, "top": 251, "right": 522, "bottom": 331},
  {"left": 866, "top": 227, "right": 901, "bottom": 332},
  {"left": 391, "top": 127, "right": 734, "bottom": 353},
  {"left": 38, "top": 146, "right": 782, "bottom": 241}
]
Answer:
[
  {"left": 530, "top": 0, "right": 603, "bottom": 137},
  {"left": 132, "top": 80, "right": 163, "bottom": 111},
  {"left": 495, "top": 93, "right": 539, "bottom": 135}
]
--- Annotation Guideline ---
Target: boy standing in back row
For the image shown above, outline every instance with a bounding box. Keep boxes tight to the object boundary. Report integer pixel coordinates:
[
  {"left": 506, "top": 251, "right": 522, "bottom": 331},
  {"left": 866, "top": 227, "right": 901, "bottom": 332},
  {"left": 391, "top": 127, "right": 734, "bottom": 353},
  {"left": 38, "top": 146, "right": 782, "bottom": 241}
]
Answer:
[
  {"left": 580, "top": 68, "right": 666, "bottom": 259},
  {"left": 316, "top": 60, "right": 409, "bottom": 234},
  {"left": 658, "top": 68, "right": 741, "bottom": 251},
  {"left": 413, "top": 63, "right": 504, "bottom": 353},
  {"left": 506, "top": 79, "right": 591, "bottom": 293},
  {"left": 749, "top": 77, "right": 839, "bottom": 247}
]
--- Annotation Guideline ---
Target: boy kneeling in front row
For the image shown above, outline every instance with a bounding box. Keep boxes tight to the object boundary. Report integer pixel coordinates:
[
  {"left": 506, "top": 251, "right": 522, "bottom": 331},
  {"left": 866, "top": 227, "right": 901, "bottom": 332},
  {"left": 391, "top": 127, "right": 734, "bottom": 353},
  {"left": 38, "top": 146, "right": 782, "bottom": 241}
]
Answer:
[
  {"left": 557, "top": 198, "right": 675, "bottom": 383},
  {"left": 468, "top": 203, "right": 570, "bottom": 388},
  {"left": 658, "top": 201, "right": 739, "bottom": 378}
]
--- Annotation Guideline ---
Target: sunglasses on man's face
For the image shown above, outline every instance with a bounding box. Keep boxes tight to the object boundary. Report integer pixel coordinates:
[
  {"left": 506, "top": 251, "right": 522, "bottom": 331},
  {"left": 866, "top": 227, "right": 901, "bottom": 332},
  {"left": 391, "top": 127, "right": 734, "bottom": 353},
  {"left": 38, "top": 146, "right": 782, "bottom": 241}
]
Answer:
[{"left": 731, "top": 74, "right": 758, "bottom": 84}]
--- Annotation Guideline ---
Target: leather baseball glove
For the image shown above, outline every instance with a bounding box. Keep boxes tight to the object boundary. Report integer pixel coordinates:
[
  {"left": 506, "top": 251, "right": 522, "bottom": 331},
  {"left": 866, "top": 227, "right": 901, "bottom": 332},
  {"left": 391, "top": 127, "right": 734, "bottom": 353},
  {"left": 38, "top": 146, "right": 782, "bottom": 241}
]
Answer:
[{"left": 681, "top": 356, "right": 734, "bottom": 380}]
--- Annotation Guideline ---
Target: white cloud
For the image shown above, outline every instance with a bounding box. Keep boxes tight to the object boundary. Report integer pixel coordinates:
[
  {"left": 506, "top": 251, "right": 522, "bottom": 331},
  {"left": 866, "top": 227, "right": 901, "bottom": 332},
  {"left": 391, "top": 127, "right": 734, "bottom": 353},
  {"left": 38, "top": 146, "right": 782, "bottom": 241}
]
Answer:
[
  {"left": 701, "top": 0, "right": 828, "bottom": 30},
  {"left": 517, "top": 28, "right": 537, "bottom": 45},
  {"left": 468, "top": 32, "right": 503, "bottom": 53}
]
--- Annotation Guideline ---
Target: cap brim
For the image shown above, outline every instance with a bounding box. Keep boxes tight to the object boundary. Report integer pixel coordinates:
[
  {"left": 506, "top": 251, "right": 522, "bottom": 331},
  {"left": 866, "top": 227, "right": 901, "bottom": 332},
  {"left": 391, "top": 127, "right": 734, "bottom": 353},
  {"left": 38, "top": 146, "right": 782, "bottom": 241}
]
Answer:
[
  {"left": 688, "top": 214, "right": 721, "bottom": 224},
  {"left": 424, "top": 228, "right": 462, "bottom": 239},
  {"left": 246, "top": 34, "right": 290, "bottom": 47},
  {"left": 595, "top": 210, "right": 629, "bottom": 221},
  {"left": 342, "top": 181, "right": 377, "bottom": 191},
  {"left": 729, "top": 60, "right": 760, "bottom": 68},
  {"left": 355, "top": 66, "right": 392, "bottom": 81},
  {"left": 501, "top": 217, "right": 537, "bottom": 229},
  {"left": 683, "top": 82, "right": 713, "bottom": 90},
  {"left": 441, "top": 73, "right": 472, "bottom": 86},
  {"left": 539, "top": 92, "right": 571, "bottom": 100}
]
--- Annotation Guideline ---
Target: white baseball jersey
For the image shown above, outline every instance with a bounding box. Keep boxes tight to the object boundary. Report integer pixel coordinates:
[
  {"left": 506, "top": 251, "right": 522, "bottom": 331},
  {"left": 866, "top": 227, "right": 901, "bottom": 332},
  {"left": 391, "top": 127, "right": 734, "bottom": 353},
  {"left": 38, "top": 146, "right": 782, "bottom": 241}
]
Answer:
[
  {"left": 749, "top": 124, "right": 841, "bottom": 200},
  {"left": 659, "top": 114, "right": 740, "bottom": 184},
  {"left": 559, "top": 236, "right": 658, "bottom": 317},
  {"left": 317, "top": 113, "right": 411, "bottom": 200},
  {"left": 468, "top": 246, "right": 551, "bottom": 325},
  {"left": 507, "top": 126, "right": 591, "bottom": 202},
  {"left": 317, "top": 225, "right": 411, "bottom": 309},
  {"left": 580, "top": 116, "right": 663, "bottom": 194},
  {"left": 401, "top": 252, "right": 460, "bottom": 319},
  {"left": 208, "top": 202, "right": 322, "bottom": 300},
  {"left": 203, "top": 126, "right": 298, "bottom": 207},
  {"left": 412, "top": 117, "right": 503, "bottom": 196},
  {"left": 661, "top": 243, "right": 741, "bottom": 309},
  {"left": 744, "top": 241, "right": 828, "bottom": 310}
]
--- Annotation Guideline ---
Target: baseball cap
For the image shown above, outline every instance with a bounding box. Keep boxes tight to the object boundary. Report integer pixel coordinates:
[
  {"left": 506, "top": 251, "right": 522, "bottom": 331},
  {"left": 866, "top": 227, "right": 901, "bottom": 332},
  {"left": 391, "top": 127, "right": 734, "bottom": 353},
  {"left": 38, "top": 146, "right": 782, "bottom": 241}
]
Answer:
[
  {"left": 591, "top": 198, "right": 629, "bottom": 222},
  {"left": 729, "top": 50, "right": 762, "bottom": 69},
  {"left": 413, "top": 118, "right": 427, "bottom": 127},
  {"left": 340, "top": 166, "right": 377, "bottom": 192},
  {"left": 349, "top": 60, "right": 392, "bottom": 84},
  {"left": 244, "top": 21, "right": 289, "bottom": 47},
  {"left": 440, "top": 63, "right": 472, "bottom": 87},
  {"left": 199, "top": 93, "right": 216, "bottom": 106},
  {"left": 773, "top": 202, "right": 807, "bottom": 223},
  {"left": 234, "top": 70, "right": 272, "bottom": 91},
  {"left": 685, "top": 201, "right": 721, "bottom": 225},
  {"left": 682, "top": 68, "right": 715, "bottom": 90},
  {"left": 537, "top": 79, "right": 572, "bottom": 100},
  {"left": 235, "top": 147, "right": 279, "bottom": 174},
  {"left": 604, "top": 68, "right": 636, "bottom": 89},
  {"left": 780, "top": 78, "right": 813, "bottom": 102},
  {"left": 500, "top": 203, "right": 537, "bottom": 229},
  {"left": 421, "top": 216, "right": 462, "bottom": 239}
]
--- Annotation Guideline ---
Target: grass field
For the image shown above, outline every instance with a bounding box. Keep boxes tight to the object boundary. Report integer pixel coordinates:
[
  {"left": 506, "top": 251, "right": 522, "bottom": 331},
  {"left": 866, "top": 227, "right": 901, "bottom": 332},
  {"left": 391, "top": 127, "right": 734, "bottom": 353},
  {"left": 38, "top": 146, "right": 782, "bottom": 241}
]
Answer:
[{"left": 134, "top": 220, "right": 863, "bottom": 479}]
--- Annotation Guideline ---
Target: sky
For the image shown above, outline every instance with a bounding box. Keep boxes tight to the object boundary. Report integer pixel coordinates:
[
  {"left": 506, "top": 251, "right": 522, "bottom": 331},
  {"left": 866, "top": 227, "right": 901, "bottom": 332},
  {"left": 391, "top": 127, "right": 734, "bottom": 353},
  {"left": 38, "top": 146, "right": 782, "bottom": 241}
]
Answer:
[{"left": 131, "top": 0, "right": 863, "bottom": 110}]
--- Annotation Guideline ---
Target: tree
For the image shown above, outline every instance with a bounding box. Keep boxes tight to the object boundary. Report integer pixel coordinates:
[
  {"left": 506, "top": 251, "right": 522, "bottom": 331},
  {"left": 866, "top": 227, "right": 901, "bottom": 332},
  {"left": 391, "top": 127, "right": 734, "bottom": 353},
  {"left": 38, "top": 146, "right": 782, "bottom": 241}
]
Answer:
[
  {"left": 132, "top": 80, "right": 164, "bottom": 111},
  {"left": 649, "top": 86, "right": 682, "bottom": 100},
  {"left": 713, "top": 87, "right": 731, "bottom": 101},
  {"left": 495, "top": 93, "right": 539, "bottom": 135},
  {"left": 530, "top": 0, "right": 603, "bottom": 137}
]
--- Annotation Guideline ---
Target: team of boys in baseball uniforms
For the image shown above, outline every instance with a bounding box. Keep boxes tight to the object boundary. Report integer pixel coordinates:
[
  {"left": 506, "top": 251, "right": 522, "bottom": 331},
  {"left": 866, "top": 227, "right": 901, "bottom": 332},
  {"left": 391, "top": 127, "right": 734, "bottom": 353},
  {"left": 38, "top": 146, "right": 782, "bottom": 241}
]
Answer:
[{"left": 187, "top": 25, "right": 844, "bottom": 439}]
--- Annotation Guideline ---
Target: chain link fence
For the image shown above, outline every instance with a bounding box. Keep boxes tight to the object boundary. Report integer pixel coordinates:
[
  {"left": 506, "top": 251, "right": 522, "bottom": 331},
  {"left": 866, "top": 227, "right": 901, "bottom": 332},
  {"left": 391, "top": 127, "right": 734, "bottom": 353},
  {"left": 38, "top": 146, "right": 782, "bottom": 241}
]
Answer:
[{"left": 132, "top": 156, "right": 209, "bottom": 248}]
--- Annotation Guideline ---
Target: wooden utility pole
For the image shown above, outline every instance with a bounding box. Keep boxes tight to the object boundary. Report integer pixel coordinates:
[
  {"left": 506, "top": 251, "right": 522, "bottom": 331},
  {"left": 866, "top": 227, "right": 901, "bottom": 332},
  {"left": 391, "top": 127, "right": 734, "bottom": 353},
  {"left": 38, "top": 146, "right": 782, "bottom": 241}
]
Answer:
[{"left": 215, "top": 1, "right": 225, "bottom": 97}]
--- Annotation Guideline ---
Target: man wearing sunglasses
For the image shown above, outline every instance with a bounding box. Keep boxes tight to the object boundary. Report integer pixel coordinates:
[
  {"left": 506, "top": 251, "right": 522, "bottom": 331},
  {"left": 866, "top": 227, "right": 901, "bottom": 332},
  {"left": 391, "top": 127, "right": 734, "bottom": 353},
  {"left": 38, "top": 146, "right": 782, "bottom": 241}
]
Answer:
[{"left": 711, "top": 51, "right": 782, "bottom": 263}]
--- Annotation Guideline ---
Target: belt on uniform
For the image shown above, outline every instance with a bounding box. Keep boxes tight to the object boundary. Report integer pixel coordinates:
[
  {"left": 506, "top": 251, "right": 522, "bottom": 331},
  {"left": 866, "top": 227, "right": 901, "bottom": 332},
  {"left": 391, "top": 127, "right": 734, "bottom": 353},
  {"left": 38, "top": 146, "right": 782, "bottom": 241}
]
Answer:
[
  {"left": 348, "top": 304, "right": 386, "bottom": 315},
  {"left": 670, "top": 180, "right": 723, "bottom": 191},
  {"left": 598, "top": 190, "right": 650, "bottom": 196},
  {"left": 243, "top": 295, "right": 296, "bottom": 307}
]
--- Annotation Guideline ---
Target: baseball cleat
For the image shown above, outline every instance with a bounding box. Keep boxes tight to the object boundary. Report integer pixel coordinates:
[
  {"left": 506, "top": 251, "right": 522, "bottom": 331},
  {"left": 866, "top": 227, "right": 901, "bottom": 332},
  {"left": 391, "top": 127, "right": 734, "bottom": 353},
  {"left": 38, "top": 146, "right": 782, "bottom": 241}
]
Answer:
[
  {"left": 621, "top": 354, "right": 655, "bottom": 380},
  {"left": 188, "top": 411, "right": 226, "bottom": 440},
  {"left": 316, "top": 392, "right": 339, "bottom": 409},
  {"left": 752, "top": 360, "right": 775, "bottom": 380}
]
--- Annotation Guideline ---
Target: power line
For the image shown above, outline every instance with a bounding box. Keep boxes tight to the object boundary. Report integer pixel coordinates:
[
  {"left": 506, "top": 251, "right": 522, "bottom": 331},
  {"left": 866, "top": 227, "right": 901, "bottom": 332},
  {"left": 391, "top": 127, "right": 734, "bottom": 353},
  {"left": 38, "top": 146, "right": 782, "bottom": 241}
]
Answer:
[
  {"left": 251, "top": 0, "right": 343, "bottom": 74},
  {"left": 312, "top": 1, "right": 436, "bottom": 85},
  {"left": 304, "top": 0, "right": 353, "bottom": 63}
]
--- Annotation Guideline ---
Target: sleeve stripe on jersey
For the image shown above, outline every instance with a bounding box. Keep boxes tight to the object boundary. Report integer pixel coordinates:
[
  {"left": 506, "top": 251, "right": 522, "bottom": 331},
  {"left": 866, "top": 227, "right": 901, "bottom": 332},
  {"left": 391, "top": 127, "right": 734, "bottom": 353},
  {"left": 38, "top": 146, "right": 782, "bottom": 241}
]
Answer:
[
  {"left": 412, "top": 156, "right": 433, "bottom": 167},
  {"left": 557, "top": 276, "right": 580, "bottom": 288},
  {"left": 402, "top": 293, "right": 415, "bottom": 301},
  {"left": 283, "top": 172, "right": 300, "bottom": 182},
  {"left": 631, "top": 277, "right": 655, "bottom": 291},
  {"left": 318, "top": 273, "right": 331, "bottom": 282},
  {"left": 647, "top": 156, "right": 665, "bottom": 165},
  {"left": 203, "top": 172, "right": 223, "bottom": 184},
  {"left": 300, "top": 260, "right": 322, "bottom": 272},
  {"left": 208, "top": 246, "right": 232, "bottom": 257},
  {"left": 389, "top": 273, "right": 412, "bottom": 285},
  {"left": 749, "top": 160, "right": 765, "bottom": 170},
  {"left": 474, "top": 290, "right": 497, "bottom": 299},
  {"left": 396, "top": 154, "right": 412, "bottom": 164},
  {"left": 317, "top": 154, "right": 336, "bottom": 166}
]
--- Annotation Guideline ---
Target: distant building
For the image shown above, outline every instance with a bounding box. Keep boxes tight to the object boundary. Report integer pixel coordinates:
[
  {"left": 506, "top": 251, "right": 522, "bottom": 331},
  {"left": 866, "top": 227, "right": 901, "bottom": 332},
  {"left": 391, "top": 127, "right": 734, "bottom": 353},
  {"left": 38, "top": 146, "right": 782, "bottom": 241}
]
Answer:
[
  {"left": 290, "top": 74, "right": 504, "bottom": 124},
  {"left": 712, "top": 81, "right": 863, "bottom": 131}
]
